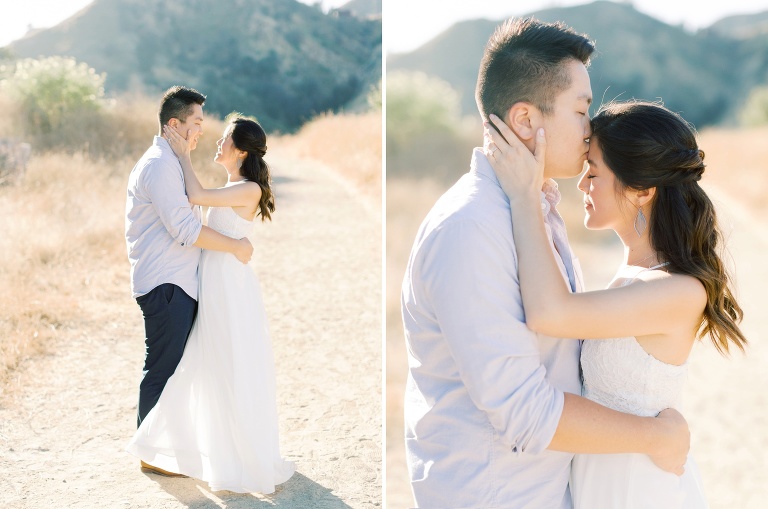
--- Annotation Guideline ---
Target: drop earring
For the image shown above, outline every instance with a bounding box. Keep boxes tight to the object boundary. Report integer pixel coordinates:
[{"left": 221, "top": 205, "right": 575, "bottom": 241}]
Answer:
[{"left": 634, "top": 206, "right": 647, "bottom": 236}]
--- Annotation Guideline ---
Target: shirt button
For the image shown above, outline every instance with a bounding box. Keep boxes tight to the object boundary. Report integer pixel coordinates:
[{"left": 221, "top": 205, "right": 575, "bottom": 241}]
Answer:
[{"left": 541, "top": 202, "right": 547, "bottom": 210}]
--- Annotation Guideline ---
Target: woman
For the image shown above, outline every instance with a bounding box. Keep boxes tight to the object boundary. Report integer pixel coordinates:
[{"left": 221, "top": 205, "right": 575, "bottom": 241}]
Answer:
[
  {"left": 484, "top": 101, "right": 746, "bottom": 508},
  {"left": 126, "top": 117, "right": 295, "bottom": 494}
]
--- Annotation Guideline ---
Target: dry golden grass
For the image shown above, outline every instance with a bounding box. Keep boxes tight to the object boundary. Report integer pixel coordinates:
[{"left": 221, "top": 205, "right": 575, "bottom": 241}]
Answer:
[
  {"left": 0, "top": 152, "right": 128, "bottom": 386},
  {"left": 698, "top": 126, "right": 768, "bottom": 219},
  {"left": 0, "top": 95, "right": 378, "bottom": 398},
  {"left": 271, "top": 111, "right": 382, "bottom": 205}
]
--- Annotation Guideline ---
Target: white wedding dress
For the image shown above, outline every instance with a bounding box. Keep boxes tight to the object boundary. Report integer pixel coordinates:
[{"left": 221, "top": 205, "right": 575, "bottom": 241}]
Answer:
[
  {"left": 571, "top": 265, "right": 708, "bottom": 509},
  {"left": 126, "top": 205, "right": 295, "bottom": 494}
]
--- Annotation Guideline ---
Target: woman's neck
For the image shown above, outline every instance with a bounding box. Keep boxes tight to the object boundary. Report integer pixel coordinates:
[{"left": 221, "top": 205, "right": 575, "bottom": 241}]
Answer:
[
  {"left": 616, "top": 227, "right": 657, "bottom": 268},
  {"left": 224, "top": 164, "right": 244, "bottom": 183}
]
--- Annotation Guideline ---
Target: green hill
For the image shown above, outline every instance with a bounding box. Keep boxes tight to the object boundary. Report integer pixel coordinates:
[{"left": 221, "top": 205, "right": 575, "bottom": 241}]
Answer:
[
  {"left": 388, "top": 0, "right": 766, "bottom": 128},
  {"left": 6, "top": 0, "right": 381, "bottom": 132}
]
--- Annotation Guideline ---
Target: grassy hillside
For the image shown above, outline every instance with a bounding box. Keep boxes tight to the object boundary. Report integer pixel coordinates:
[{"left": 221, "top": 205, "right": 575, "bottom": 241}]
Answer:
[
  {"left": 388, "top": 0, "right": 764, "bottom": 128},
  {"left": 7, "top": 0, "right": 381, "bottom": 133}
]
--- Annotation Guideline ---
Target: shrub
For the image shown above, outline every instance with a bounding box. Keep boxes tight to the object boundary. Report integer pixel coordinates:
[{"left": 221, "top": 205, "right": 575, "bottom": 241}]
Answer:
[
  {"left": 739, "top": 86, "right": 768, "bottom": 126},
  {"left": 1, "top": 56, "right": 105, "bottom": 136},
  {"left": 367, "top": 79, "right": 382, "bottom": 111},
  {"left": 385, "top": 71, "right": 463, "bottom": 154}
]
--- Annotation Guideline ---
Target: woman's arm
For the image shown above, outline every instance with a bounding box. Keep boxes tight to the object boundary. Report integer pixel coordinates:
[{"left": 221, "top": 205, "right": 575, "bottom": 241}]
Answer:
[
  {"left": 484, "top": 115, "right": 706, "bottom": 340},
  {"left": 164, "top": 126, "right": 262, "bottom": 209}
]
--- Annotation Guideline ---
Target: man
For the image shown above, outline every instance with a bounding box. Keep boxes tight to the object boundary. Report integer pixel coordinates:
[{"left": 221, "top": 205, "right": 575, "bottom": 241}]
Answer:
[
  {"left": 401, "top": 18, "right": 689, "bottom": 508},
  {"left": 125, "top": 86, "right": 253, "bottom": 475}
]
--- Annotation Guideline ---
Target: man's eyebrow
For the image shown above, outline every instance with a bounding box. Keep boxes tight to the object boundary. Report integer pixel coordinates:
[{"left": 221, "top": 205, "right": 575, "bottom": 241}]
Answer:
[{"left": 578, "top": 94, "right": 593, "bottom": 105}]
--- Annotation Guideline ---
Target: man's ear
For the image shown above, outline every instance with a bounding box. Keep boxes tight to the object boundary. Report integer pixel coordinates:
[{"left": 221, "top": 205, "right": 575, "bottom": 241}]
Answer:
[
  {"left": 168, "top": 118, "right": 179, "bottom": 129},
  {"left": 504, "top": 102, "right": 539, "bottom": 141}
]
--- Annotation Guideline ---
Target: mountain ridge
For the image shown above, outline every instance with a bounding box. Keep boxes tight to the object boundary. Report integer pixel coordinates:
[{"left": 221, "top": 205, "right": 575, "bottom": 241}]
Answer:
[
  {"left": 6, "top": 0, "right": 382, "bottom": 132},
  {"left": 388, "top": 1, "right": 768, "bottom": 128}
]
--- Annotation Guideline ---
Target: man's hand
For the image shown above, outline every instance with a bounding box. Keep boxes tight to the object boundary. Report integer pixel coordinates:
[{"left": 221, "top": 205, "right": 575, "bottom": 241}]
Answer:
[
  {"left": 649, "top": 408, "right": 690, "bottom": 475},
  {"left": 234, "top": 237, "right": 253, "bottom": 264}
]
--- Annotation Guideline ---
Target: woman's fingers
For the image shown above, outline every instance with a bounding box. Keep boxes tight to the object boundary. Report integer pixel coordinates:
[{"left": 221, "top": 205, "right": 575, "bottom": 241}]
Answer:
[
  {"left": 488, "top": 114, "right": 525, "bottom": 152},
  {"left": 483, "top": 120, "right": 507, "bottom": 154},
  {"left": 163, "top": 125, "right": 183, "bottom": 141},
  {"left": 533, "top": 127, "right": 546, "bottom": 167}
]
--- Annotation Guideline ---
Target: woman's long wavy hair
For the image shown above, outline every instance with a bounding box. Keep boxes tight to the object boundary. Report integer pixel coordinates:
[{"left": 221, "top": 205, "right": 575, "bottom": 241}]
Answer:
[
  {"left": 591, "top": 100, "right": 746, "bottom": 355},
  {"left": 230, "top": 117, "right": 275, "bottom": 221}
]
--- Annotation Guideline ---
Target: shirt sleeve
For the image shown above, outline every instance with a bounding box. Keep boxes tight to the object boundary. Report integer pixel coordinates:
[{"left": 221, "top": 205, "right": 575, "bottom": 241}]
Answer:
[
  {"left": 421, "top": 217, "right": 564, "bottom": 454},
  {"left": 142, "top": 159, "right": 202, "bottom": 247}
]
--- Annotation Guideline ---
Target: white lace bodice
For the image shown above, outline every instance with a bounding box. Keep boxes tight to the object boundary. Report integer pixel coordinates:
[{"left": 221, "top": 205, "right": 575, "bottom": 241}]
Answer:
[
  {"left": 581, "top": 338, "right": 688, "bottom": 416},
  {"left": 206, "top": 206, "right": 254, "bottom": 239},
  {"left": 581, "top": 265, "right": 688, "bottom": 417}
]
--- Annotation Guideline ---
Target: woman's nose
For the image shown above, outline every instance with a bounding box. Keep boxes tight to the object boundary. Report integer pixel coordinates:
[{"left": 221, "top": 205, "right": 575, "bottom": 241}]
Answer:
[{"left": 577, "top": 171, "right": 588, "bottom": 192}]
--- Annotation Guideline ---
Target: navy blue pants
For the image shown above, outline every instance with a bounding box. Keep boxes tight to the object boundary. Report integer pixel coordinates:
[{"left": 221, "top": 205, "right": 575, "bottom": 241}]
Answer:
[{"left": 135, "top": 283, "right": 197, "bottom": 428}]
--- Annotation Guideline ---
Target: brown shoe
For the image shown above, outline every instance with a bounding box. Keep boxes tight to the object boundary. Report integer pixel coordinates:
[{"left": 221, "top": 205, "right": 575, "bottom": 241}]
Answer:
[{"left": 140, "top": 460, "right": 188, "bottom": 478}]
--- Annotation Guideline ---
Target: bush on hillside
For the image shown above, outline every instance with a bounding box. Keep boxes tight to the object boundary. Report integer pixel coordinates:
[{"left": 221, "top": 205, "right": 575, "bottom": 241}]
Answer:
[
  {"left": 0, "top": 58, "right": 176, "bottom": 159},
  {"left": 1, "top": 57, "right": 105, "bottom": 136},
  {"left": 367, "top": 79, "right": 382, "bottom": 111},
  {"left": 386, "top": 71, "right": 477, "bottom": 183},
  {"left": 386, "top": 71, "right": 463, "bottom": 154},
  {"left": 739, "top": 86, "right": 768, "bottom": 126}
]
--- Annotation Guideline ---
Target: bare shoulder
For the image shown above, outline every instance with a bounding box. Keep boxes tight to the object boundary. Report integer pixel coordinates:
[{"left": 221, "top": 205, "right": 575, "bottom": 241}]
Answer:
[
  {"left": 229, "top": 180, "right": 263, "bottom": 197},
  {"left": 636, "top": 269, "right": 707, "bottom": 310}
]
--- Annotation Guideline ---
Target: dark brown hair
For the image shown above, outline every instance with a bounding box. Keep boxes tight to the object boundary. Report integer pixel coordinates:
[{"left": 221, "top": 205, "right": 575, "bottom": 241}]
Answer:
[
  {"left": 229, "top": 117, "right": 275, "bottom": 222},
  {"left": 591, "top": 100, "right": 746, "bottom": 354},
  {"left": 475, "top": 17, "right": 594, "bottom": 121},
  {"left": 158, "top": 86, "right": 206, "bottom": 127}
]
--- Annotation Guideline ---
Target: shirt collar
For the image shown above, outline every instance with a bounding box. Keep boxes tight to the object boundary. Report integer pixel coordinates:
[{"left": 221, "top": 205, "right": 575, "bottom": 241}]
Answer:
[
  {"left": 540, "top": 178, "right": 561, "bottom": 216},
  {"left": 470, "top": 147, "right": 561, "bottom": 215},
  {"left": 153, "top": 135, "right": 173, "bottom": 153}
]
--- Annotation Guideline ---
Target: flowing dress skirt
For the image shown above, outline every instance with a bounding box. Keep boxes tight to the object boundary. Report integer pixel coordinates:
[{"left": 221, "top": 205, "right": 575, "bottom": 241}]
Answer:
[
  {"left": 127, "top": 249, "right": 295, "bottom": 493},
  {"left": 572, "top": 452, "right": 707, "bottom": 508}
]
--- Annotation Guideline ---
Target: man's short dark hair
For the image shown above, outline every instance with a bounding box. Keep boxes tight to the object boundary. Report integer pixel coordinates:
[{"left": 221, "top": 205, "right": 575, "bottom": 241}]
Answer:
[
  {"left": 475, "top": 18, "right": 594, "bottom": 121},
  {"left": 158, "top": 86, "right": 206, "bottom": 126}
]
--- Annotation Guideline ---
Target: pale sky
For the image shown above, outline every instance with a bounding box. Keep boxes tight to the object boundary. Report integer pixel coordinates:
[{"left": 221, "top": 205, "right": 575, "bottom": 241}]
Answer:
[
  {"left": 385, "top": 0, "right": 768, "bottom": 54},
  {"left": 0, "top": 0, "right": 353, "bottom": 48}
]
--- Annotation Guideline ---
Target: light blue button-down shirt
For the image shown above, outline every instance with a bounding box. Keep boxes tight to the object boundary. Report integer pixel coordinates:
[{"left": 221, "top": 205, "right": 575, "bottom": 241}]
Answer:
[
  {"left": 402, "top": 148, "right": 584, "bottom": 509},
  {"left": 125, "top": 136, "right": 202, "bottom": 300}
]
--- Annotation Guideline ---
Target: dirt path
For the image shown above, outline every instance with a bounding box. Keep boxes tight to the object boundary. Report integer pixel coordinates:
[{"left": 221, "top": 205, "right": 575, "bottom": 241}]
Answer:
[
  {"left": 0, "top": 150, "right": 382, "bottom": 509},
  {"left": 678, "top": 184, "right": 768, "bottom": 508}
]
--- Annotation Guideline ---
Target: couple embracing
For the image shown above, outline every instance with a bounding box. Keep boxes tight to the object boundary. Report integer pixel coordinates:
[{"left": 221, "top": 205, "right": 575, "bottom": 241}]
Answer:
[
  {"left": 402, "top": 18, "right": 746, "bottom": 508},
  {"left": 124, "top": 86, "right": 295, "bottom": 493}
]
